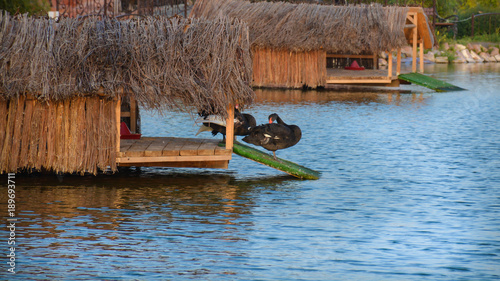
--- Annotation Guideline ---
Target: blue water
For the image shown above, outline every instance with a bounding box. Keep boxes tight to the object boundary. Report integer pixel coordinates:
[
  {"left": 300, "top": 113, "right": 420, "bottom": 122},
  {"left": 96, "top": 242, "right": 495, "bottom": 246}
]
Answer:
[{"left": 1, "top": 63, "right": 500, "bottom": 280}]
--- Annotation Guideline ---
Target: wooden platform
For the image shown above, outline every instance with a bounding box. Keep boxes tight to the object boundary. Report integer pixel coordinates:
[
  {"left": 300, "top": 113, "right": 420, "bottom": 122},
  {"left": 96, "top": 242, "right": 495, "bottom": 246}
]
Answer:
[
  {"left": 116, "top": 137, "right": 232, "bottom": 169},
  {"left": 326, "top": 68, "right": 399, "bottom": 86}
]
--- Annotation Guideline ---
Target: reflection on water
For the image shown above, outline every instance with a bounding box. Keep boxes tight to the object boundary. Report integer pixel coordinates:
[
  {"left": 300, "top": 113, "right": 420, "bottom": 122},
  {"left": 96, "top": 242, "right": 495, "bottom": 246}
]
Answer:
[{"left": 2, "top": 64, "right": 500, "bottom": 280}]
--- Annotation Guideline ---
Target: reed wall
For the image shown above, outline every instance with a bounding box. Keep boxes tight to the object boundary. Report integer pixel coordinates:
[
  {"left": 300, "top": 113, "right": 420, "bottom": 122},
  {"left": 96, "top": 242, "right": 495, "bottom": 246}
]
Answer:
[
  {"left": 0, "top": 96, "right": 117, "bottom": 175},
  {"left": 252, "top": 48, "right": 326, "bottom": 88}
]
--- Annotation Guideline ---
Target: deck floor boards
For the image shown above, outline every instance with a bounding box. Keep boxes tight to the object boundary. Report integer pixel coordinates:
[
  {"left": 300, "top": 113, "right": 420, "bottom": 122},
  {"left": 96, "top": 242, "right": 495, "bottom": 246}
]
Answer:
[
  {"left": 326, "top": 68, "right": 399, "bottom": 84},
  {"left": 119, "top": 137, "right": 231, "bottom": 159}
]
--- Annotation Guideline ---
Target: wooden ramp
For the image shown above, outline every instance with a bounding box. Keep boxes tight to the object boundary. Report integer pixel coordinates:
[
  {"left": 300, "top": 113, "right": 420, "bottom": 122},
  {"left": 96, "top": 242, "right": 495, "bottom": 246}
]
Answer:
[
  {"left": 398, "top": 73, "right": 465, "bottom": 92},
  {"left": 117, "top": 137, "right": 232, "bottom": 169},
  {"left": 229, "top": 141, "right": 320, "bottom": 180}
]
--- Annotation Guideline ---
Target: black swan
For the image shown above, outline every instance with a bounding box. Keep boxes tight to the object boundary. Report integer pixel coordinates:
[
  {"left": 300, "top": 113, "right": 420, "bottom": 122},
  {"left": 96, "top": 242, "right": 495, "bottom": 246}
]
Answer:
[
  {"left": 196, "top": 107, "right": 256, "bottom": 140},
  {"left": 242, "top": 113, "right": 301, "bottom": 159}
]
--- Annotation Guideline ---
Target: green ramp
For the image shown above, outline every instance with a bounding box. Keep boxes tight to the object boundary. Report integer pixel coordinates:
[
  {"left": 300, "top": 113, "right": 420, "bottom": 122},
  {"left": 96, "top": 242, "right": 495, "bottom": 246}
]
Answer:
[
  {"left": 222, "top": 141, "right": 320, "bottom": 180},
  {"left": 398, "top": 72, "right": 465, "bottom": 92}
]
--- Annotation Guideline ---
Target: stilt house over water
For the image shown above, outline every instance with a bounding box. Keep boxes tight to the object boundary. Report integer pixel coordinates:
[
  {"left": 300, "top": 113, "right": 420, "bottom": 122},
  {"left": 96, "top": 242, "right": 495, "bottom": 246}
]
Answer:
[
  {"left": 0, "top": 13, "right": 254, "bottom": 174},
  {"left": 191, "top": 0, "right": 434, "bottom": 88}
]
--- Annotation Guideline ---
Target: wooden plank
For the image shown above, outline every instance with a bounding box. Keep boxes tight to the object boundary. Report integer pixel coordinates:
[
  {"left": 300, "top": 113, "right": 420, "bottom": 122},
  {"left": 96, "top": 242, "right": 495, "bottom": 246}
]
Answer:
[
  {"left": 197, "top": 139, "right": 218, "bottom": 156},
  {"left": 116, "top": 154, "right": 232, "bottom": 164},
  {"left": 225, "top": 104, "right": 234, "bottom": 150},
  {"left": 397, "top": 48, "right": 402, "bottom": 75},
  {"left": 119, "top": 139, "right": 136, "bottom": 154},
  {"left": 162, "top": 137, "right": 186, "bottom": 156},
  {"left": 144, "top": 137, "right": 171, "bottom": 157},
  {"left": 118, "top": 160, "right": 229, "bottom": 169},
  {"left": 409, "top": 7, "right": 434, "bottom": 49},
  {"left": 387, "top": 51, "right": 393, "bottom": 78},
  {"left": 419, "top": 41, "right": 424, "bottom": 73},
  {"left": 398, "top": 73, "right": 465, "bottom": 92},
  {"left": 232, "top": 141, "right": 320, "bottom": 180},
  {"left": 326, "top": 54, "right": 377, "bottom": 59},
  {"left": 412, "top": 13, "right": 418, "bottom": 73},
  {"left": 125, "top": 138, "right": 154, "bottom": 157},
  {"left": 179, "top": 138, "right": 204, "bottom": 156},
  {"left": 214, "top": 145, "right": 232, "bottom": 156},
  {"left": 130, "top": 98, "right": 137, "bottom": 133},
  {"left": 326, "top": 79, "right": 393, "bottom": 84},
  {"left": 116, "top": 98, "right": 121, "bottom": 155}
]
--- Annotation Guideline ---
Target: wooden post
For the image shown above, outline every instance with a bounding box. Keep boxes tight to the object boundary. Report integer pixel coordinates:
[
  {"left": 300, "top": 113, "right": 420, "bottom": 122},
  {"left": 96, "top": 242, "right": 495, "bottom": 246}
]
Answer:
[
  {"left": 396, "top": 48, "right": 401, "bottom": 75},
  {"left": 116, "top": 97, "right": 121, "bottom": 156},
  {"left": 130, "top": 97, "right": 137, "bottom": 133},
  {"left": 419, "top": 40, "right": 424, "bottom": 73},
  {"left": 412, "top": 14, "right": 418, "bottom": 73},
  {"left": 225, "top": 104, "right": 234, "bottom": 151},
  {"left": 387, "top": 51, "right": 393, "bottom": 78}
]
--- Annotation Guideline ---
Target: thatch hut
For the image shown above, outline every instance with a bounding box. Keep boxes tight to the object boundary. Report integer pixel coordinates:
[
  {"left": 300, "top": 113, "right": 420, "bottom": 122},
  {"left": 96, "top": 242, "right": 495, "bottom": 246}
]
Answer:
[
  {"left": 190, "top": 0, "right": 434, "bottom": 88},
  {"left": 0, "top": 13, "right": 254, "bottom": 174}
]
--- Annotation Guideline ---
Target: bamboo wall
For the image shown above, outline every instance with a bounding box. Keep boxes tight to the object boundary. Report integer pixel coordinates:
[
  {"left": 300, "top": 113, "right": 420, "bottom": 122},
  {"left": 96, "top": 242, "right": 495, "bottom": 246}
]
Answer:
[
  {"left": 0, "top": 96, "right": 118, "bottom": 175},
  {"left": 252, "top": 48, "right": 326, "bottom": 88}
]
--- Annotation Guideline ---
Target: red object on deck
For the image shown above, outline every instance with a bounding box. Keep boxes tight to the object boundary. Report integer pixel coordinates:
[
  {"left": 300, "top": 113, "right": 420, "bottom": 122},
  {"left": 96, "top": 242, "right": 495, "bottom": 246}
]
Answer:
[
  {"left": 120, "top": 122, "right": 142, "bottom": 139},
  {"left": 345, "top": 60, "right": 365, "bottom": 70}
]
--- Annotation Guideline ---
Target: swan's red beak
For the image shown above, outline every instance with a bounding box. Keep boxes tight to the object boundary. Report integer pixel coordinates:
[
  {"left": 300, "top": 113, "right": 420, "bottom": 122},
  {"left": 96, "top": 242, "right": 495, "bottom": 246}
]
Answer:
[{"left": 269, "top": 118, "right": 273, "bottom": 124}]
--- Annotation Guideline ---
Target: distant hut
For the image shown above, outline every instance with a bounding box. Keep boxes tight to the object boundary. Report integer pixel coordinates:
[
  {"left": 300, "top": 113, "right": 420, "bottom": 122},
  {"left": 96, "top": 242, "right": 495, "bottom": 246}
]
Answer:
[
  {"left": 0, "top": 13, "right": 254, "bottom": 174},
  {"left": 191, "top": 0, "right": 434, "bottom": 88}
]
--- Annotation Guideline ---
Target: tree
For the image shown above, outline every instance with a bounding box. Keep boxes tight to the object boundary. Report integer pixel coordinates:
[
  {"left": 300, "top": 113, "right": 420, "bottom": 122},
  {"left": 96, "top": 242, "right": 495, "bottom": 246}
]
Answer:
[{"left": 0, "top": 0, "right": 50, "bottom": 16}]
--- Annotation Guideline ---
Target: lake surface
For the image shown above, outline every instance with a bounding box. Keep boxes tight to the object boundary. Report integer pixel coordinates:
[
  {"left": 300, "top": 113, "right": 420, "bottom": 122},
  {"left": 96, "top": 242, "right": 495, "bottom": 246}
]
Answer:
[{"left": 2, "top": 63, "right": 500, "bottom": 280}]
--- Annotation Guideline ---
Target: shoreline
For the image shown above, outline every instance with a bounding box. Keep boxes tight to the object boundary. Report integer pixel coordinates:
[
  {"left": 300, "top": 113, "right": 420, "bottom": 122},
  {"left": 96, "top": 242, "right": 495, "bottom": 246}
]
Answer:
[{"left": 379, "top": 42, "right": 500, "bottom": 65}]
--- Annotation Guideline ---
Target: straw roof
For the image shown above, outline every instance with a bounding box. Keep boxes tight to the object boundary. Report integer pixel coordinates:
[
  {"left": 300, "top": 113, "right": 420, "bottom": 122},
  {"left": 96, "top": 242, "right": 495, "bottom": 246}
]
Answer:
[
  {"left": 0, "top": 13, "right": 254, "bottom": 116},
  {"left": 191, "top": 0, "right": 410, "bottom": 54}
]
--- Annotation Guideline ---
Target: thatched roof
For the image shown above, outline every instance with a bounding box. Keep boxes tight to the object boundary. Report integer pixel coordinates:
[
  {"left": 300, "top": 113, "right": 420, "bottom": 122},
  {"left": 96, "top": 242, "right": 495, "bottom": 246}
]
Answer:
[
  {"left": 0, "top": 12, "right": 254, "bottom": 116},
  {"left": 191, "top": 0, "right": 410, "bottom": 54}
]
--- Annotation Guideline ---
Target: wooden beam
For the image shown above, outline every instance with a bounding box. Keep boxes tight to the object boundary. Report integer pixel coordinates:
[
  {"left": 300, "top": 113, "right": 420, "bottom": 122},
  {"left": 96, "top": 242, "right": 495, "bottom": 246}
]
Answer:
[
  {"left": 130, "top": 97, "right": 137, "bottom": 133},
  {"left": 406, "top": 12, "right": 416, "bottom": 24},
  {"left": 326, "top": 54, "right": 377, "bottom": 59},
  {"left": 419, "top": 41, "right": 424, "bottom": 73},
  {"left": 412, "top": 22, "right": 418, "bottom": 72},
  {"left": 225, "top": 103, "right": 234, "bottom": 150},
  {"left": 326, "top": 79, "right": 393, "bottom": 84},
  {"left": 387, "top": 51, "right": 393, "bottom": 78},
  {"left": 115, "top": 98, "right": 121, "bottom": 156},
  {"left": 396, "top": 48, "right": 402, "bottom": 75},
  {"left": 116, "top": 154, "right": 232, "bottom": 164},
  {"left": 407, "top": 7, "right": 433, "bottom": 50},
  {"left": 118, "top": 160, "right": 229, "bottom": 169}
]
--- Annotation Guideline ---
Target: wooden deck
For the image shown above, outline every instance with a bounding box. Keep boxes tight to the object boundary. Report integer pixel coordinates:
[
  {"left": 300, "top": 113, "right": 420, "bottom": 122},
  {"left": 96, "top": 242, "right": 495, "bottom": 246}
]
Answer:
[
  {"left": 116, "top": 137, "right": 232, "bottom": 169},
  {"left": 326, "top": 68, "right": 400, "bottom": 86}
]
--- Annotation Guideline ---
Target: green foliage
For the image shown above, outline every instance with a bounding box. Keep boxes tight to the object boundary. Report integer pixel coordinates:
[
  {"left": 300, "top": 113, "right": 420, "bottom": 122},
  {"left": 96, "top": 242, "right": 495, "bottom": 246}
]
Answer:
[
  {"left": 0, "top": 0, "right": 50, "bottom": 16},
  {"left": 443, "top": 49, "right": 457, "bottom": 61}
]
